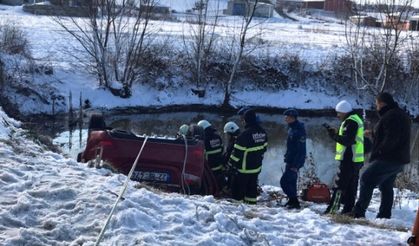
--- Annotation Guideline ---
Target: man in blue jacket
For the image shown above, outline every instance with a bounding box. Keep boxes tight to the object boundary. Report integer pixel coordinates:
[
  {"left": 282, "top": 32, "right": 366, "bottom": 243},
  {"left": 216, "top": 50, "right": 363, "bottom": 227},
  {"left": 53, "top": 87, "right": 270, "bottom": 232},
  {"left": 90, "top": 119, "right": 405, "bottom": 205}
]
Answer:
[{"left": 280, "top": 109, "right": 307, "bottom": 209}]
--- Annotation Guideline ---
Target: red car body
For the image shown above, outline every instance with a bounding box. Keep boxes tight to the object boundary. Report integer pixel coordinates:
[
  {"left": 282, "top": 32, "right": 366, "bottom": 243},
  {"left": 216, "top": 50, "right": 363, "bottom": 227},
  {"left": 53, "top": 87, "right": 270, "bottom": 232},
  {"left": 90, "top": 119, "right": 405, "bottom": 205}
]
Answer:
[{"left": 78, "top": 129, "right": 219, "bottom": 195}]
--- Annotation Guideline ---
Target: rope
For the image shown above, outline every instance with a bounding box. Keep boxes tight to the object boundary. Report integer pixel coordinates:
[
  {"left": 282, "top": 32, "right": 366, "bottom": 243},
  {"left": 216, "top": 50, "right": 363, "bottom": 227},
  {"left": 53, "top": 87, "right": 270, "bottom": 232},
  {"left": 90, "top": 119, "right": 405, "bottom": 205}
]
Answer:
[
  {"left": 94, "top": 136, "right": 149, "bottom": 246},
  {"left": 181, "top": 134, "right": 191, "bottom": 195}
]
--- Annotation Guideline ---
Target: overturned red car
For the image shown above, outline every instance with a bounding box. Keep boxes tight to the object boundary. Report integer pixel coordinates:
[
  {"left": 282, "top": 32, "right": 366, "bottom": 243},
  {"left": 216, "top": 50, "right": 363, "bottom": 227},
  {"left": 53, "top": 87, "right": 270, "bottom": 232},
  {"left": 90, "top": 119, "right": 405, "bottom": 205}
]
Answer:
[{"left": 78, "top": 115, "right": 219, "bottom": 195}]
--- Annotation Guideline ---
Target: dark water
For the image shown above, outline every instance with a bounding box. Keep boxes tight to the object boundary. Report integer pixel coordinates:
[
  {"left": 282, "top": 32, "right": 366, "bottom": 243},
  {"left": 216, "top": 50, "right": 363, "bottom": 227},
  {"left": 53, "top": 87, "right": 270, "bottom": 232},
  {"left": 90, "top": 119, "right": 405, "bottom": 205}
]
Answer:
[{"left": 55, "top": 112, "right": 419, "bottom": 188}]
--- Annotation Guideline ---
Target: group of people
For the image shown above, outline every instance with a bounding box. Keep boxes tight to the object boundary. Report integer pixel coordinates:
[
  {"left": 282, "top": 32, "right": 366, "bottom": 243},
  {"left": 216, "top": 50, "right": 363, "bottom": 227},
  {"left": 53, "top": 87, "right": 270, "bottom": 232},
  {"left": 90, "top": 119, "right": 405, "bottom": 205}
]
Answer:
[
  {"left": 177, "top": 92, "right": 411, "bottom": 219},
  {"left": 177, "top": 108, "right": 268, "bottom": 204},
  {"left": 325, "top": 92, "right": 411, "bottom": 219}
]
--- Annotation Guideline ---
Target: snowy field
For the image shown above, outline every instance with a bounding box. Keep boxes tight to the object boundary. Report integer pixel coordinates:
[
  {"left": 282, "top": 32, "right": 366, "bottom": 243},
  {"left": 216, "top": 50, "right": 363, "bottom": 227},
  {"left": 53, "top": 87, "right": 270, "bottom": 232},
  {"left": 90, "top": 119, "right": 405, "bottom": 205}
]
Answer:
[
  {"left": 0, "top": 106, "right": 417, "bottom": 245},
  {"left": 0, "top": 4, "right": 382, "bottom": 115}
]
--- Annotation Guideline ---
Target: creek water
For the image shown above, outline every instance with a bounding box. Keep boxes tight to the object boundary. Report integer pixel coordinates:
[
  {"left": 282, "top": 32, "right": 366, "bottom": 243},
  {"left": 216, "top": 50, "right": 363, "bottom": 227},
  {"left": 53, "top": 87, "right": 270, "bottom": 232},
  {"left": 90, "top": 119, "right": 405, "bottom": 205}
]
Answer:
[{"left": 53, "top": 112, "right": 419, "bottom": 189}]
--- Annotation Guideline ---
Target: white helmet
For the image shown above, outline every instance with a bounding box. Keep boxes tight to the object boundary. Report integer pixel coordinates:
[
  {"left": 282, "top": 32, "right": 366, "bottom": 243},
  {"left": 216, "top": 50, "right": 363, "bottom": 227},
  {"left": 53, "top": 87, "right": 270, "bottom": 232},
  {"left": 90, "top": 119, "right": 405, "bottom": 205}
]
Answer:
[
  {"left": 224, "top": 121, "right": 239, "bottom": 134},
  {"left": 178, "top": 124, "right": 190, "bottom": 136},
  {"left": 335, "top": 100, "right": 352, "bottom": 113},
  {"left": 197, "top": 120, "right": 211, "bottom": 130}
]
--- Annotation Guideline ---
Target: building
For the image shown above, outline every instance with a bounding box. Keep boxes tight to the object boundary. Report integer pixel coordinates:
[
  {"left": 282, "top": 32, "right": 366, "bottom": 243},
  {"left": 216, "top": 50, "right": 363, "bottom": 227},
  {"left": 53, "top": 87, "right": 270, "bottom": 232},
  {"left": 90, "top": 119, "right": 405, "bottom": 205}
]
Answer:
[
  {"left": 410, "top": 15, "right": 419, "bottom": 31},
  {"left": 0, "top": 0, "right": 27, "bottom": 5},
  {"left": 22, "top": 0, "right": 94, "bottom": 17},
  {"left": 384, "top": 13, "right": 410, "bottom": 30},
  {"left": 349, "top": 15, "right": 378, "bottom": 27},
  {"left": 324, "top": 0, "right": 352, "bottom": 13},
  {"left": 224, "top": 0, "right": 275, "bottom": 18},
  {"left": 277, "top": 0, "right": 325, "bottom": 10}
]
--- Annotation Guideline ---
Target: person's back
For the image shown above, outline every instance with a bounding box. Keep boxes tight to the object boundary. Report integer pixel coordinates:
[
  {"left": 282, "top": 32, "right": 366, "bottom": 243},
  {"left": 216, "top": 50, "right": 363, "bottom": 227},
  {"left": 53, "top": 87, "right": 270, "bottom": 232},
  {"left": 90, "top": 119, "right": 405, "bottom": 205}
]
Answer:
[
  {"left": 353, "top": 92, "right": 411, "bottom": 219},
  {"left": 370, "top": 103, "right": 411, "bottom": 164},
  {"left": 229, "top": 110, "right": 268, "bottom": 204}
]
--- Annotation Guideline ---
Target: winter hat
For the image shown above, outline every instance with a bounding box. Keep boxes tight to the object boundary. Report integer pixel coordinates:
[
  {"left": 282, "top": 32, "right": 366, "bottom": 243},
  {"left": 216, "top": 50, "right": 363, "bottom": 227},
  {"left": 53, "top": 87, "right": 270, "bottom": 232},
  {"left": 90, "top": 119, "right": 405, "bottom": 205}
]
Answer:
[
  {"left": 376, "top": 92, "right": 396, "bottom": 106},
  {"left": 335, "top": 100, "right": 352, "bottom": 113},
  {"left": 244, "top": 109, "right": 257, "bottom": 124},
  {"left": 284, "top": 108, "right": 299, "bottom": 118}
]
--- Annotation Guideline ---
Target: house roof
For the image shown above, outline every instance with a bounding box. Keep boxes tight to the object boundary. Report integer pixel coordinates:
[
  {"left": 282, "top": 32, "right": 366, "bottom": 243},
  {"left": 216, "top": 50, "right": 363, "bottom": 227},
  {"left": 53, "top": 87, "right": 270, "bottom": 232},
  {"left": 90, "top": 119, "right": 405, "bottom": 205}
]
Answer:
[{"left": 284, "top": 0, "right": 325, "bottom": 2}]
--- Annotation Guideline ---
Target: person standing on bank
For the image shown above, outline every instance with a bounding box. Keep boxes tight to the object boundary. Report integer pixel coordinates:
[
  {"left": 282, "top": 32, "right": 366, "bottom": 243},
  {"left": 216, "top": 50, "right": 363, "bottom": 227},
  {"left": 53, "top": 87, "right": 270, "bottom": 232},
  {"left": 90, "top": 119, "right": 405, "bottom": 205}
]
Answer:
[
  {"left": 280, "top": 109, "right": 306, "bottom": 209},
  {"left": 352, "top": 93, "right": 411, "bottom": 219},
  {"left": 325, "top": 100, "right": 364, "bottom": 214},
  {"left": 229, "top": 109, "right": 268, "bottom": 204}
]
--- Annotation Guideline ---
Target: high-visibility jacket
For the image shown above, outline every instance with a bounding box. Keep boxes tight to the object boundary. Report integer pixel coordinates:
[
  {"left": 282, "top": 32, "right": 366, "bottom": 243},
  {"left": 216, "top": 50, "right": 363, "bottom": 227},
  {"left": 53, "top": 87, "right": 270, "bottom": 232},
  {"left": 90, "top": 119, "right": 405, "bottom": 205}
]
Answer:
[
  {"left": 229, "top": 123, "right": 268, "bottom": 174},
  {"left": 204, "top": 128, "right": 224, "bottom": 171},
  {"left": 335, "top": 114, "right": 364, "bottom": 163}
]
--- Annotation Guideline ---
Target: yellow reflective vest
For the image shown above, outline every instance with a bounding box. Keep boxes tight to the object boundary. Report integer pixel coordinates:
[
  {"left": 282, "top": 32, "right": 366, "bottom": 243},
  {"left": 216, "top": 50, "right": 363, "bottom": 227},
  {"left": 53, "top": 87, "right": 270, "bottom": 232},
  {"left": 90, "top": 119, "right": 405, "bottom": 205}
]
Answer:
[{"left": 335, "top": 114, "right": 364, "bottom": 163}]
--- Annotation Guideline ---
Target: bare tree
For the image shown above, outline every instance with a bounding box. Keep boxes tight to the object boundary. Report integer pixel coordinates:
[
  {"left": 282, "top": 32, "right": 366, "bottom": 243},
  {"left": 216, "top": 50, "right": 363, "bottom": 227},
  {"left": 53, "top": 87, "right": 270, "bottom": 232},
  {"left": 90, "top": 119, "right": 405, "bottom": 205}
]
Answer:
[
  {"left": 223, "top": 0, "right": 259, "bottom": 107},
  {"left": 53, "top": 0, "right": 157, "bottom": 98},
  {"left": 345, "top": 0, "right": 414, "bottom": 95},
  {"left": 182, "top": 0, "right": 221, "bottom": 97}
]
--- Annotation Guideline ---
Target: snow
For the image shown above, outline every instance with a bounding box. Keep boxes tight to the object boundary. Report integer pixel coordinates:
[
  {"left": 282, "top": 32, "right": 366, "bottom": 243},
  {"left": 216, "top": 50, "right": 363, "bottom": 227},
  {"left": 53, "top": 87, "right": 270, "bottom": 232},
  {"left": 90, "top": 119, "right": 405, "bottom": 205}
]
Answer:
[
  {"left": 0, "top": 4, "right": 371, "bottom": 114},
  {"left": 0, "top": 3, "right": 418, "bottom": 242},
  {"left": 1, "top": 4, "right": 417, "bottom": 115},
  {"left": 0, "top": 106, "right": 417, "bottom": 245}
]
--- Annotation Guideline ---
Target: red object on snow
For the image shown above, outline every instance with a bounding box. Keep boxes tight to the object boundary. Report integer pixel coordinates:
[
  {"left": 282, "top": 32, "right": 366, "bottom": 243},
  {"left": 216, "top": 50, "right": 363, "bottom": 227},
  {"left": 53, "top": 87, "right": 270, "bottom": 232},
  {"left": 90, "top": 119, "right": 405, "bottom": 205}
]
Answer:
[
  {"left": 78, "top": 128, "right": 219, "bottom": 196},
  {"left": 302, "top": 183, "right": 331, "bottom": 203},
  {"left": 408, "top": 209, "right": 419, "bottom": 246}
]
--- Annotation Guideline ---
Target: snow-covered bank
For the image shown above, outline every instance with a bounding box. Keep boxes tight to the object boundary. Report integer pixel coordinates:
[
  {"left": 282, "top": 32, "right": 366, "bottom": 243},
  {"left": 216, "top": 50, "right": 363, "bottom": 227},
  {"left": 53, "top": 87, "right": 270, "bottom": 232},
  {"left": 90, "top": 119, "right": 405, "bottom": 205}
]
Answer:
[
  {"left": 0, "top": 106, "right": 417, "bottom": 245},
  {"left": 0, "top": 4, "right": 415, "bottom": 118}
]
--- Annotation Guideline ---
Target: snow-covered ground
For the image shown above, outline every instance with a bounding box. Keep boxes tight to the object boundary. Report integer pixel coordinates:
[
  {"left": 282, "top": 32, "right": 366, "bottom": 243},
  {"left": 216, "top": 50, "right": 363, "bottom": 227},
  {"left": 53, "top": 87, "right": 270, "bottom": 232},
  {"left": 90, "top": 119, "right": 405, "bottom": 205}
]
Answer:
[
  {"left": 0, "top": 107, "right": 418, "bottom": 245},
  {"left": 0, "top": 4, "right": 384, "bottom": 115}
]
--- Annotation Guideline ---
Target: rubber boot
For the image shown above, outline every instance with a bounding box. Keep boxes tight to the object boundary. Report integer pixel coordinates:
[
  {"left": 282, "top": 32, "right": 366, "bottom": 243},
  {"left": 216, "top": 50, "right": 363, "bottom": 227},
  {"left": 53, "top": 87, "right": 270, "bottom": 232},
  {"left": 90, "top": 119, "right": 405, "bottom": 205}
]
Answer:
[{"left": 286, "top": 197, "right": 301, "bottom": 209}]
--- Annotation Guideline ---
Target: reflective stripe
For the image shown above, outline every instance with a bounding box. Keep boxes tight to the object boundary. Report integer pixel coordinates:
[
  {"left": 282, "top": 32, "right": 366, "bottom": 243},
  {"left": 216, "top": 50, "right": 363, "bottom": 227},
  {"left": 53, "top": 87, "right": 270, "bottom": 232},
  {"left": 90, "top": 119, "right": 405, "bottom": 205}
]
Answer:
[
  {"left": 335, "top": 114, "right": 364, "bottom": 163},
  {"left": 234, "top": 142, "right": 267, "bottom": 173},
  {"left": 233, "top": 144, "right": 247, "bottom": 151},
  {"left": 246, "top": 142, "right": 268, "bottom": 152},
  {"left": 205, "top": 148, "right": 222, "bottom": 160},
  {"left": 238, "top": 166, "right": 262, "bottom": 174},
  {"left": 206, "top": 148, "right": 222, "bottom": 155},
  {"left": 244, "top": 196, "right": 257, "bottom": 203},
  {"left": 211, "top": 165, "right": 223, "bottom": 171},
  {"left": 230, "top": 155, "right": 240, "bottom": 162}
]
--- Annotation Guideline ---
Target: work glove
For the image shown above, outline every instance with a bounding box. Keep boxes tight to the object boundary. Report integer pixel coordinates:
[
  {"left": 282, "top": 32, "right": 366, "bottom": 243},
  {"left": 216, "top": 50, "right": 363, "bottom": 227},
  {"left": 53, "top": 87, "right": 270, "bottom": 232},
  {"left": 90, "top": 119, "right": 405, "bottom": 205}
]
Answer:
[{"left": 327, "top": 127, "right": 337, "bottom": 138}]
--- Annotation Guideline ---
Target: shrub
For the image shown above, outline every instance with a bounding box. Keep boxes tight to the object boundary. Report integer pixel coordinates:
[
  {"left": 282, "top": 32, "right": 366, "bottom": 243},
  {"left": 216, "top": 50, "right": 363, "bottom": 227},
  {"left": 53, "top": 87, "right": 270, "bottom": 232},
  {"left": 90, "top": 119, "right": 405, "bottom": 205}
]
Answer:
[{"left": 0, "top": 23, "right": 31, "bottom": 57}]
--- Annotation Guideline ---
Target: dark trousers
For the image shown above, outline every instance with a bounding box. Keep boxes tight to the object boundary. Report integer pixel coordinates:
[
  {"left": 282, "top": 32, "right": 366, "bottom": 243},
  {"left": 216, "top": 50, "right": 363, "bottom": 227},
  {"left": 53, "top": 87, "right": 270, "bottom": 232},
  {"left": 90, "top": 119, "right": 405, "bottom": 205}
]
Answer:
[
  {"left": 280, "top": 168, "right": 298, "bottom": 199},
  {"left": 231, "top": 172, "right": 258, "bottom": 204},
  {"left": 326, "top": 160, "right": 362, "bottom": 213},
  {"left": 213, "top": 169, "right": 226, "bottom": 190},
  {"left": 354, "top": 160, "right": 404, "bottom": 218}
]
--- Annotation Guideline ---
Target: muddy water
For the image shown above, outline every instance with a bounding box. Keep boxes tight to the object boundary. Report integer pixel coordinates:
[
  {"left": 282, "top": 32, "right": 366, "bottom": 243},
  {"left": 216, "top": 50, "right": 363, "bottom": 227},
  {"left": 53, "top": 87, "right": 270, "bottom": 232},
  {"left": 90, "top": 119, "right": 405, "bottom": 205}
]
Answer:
[{"left": 55, "top": 112, "right": 419, "bottom": 188}]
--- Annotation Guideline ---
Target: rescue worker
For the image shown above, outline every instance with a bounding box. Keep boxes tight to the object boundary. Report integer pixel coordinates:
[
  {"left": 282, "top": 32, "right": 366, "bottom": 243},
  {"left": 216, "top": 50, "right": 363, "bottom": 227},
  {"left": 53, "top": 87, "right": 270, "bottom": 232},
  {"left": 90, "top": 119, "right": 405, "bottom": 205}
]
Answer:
[
  {"left": 352, "top": 93, "right": 411, "bottom": 219},
  {"left": 229, "top": 109, "right": 268, "bottom": 204},
  {"left": 280, "top": 109, "right": 306, "bottom": 209},
  {"left": 177, "top": 124, "right": 190, "bottom": 138},
  {"left": 197, "top": 120, "right": 225, "bottom": 188},
  {"left": 324, "top": 100, "right": 364, "bottom": 214},
  {"left": 223, "top": 121, "right": 241, "bottom": 164},
  {"left": 221, "top": 121, "right": 240, "bottom": 195}
]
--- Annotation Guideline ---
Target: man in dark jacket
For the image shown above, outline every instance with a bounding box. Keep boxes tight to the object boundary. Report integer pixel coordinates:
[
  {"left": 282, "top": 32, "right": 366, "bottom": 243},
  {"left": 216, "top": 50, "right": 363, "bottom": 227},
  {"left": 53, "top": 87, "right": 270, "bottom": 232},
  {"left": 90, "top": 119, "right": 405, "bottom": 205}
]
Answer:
[
  {"left": 280, "top": 109, "right": 306, "bottom": 209},
  {"left": 197, "top": 120, "right": 225, "bottom": 189},
  {"left": 229, "top": 109, "right": 268, "bottom": 204},
  {"left": 353, "top": 93, "right": 411, "bottom": 219},
  {"left": 325, "top": 100, "right": 364, "bottom": 214}
]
